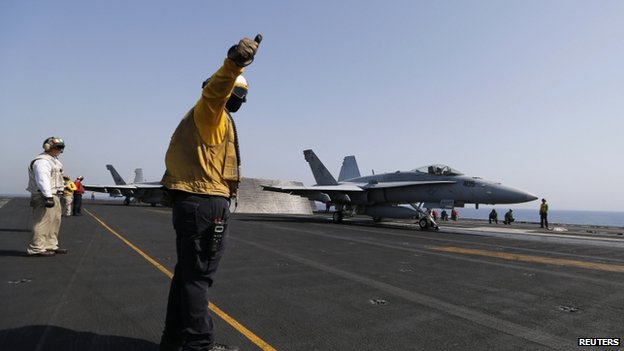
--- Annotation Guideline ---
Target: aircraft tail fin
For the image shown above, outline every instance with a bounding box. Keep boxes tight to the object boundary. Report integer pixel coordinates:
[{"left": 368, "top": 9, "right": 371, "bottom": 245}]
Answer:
[
  {"left": 303, "top": 149, "right": 338, "bottom": 185},
  {"left": 106, "top": 164, "right": 127, "bottom": 185},
  {"left": 133, "top": 168, "right": 144, "bottom": 183},
  {"left": 338, "top": 155, "right": 361, "bottom": 181}
]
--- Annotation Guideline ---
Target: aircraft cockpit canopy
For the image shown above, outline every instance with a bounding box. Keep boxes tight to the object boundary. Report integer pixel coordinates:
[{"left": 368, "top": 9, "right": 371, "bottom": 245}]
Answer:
[{"left": 413, "top": 164, "right": 463, "bottom": 176}]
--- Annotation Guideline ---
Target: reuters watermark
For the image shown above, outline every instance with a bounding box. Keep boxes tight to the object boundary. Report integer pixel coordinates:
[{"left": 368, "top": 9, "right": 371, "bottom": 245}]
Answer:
[{"left": 578, "top": 338, "right": 620, "bottom": 347}]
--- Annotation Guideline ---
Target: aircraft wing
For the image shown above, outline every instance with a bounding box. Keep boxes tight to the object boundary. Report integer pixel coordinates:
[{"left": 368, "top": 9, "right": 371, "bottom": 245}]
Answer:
[
  {"left": 360, "top": 180, "right": 456, "bottom": 189},
  {"left": 262, "top": 181, "right": 457, "bottom": 204},
  {"left": 262, "top": 184, "right": 364, "bottom": 192},
  {"left": 83, "top": 184, "right": 129, "bottom": 197},
  {"left": 129, "top": 184, "right": 163, "bottom": 189},
  {"left": 262, "top": 183, "right": 364, "bottom": 204},
  {"left": 84, "top": 183, "right": 163, "bottom": 197}
]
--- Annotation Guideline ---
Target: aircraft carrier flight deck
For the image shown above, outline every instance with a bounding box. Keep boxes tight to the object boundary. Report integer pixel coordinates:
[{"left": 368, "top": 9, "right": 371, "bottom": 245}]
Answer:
[{"left": 1, "top": 197, "right": 623, "bottom": 351}]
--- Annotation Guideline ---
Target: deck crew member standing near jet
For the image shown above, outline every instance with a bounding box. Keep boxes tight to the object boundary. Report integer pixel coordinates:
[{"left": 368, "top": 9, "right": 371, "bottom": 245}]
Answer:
[
  {"left": 26, "top": 137, "right": 68, "bottom": 256},
  {"left": 62, "top": 175, "right": 77, "bottom": 216},
  {"left": 72, "top": 176, "right": 85, "bottom": 215},
  {"left": 159, "top": 35, "right": 261, "bottom": 351},
  {"left": 539, "top": 198, "right": 549, "bottom": 229}
]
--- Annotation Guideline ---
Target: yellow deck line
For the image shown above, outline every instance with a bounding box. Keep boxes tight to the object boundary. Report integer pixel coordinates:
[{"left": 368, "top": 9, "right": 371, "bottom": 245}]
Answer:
[
  {"left": 86, "top": 209, "right": 277, "bottom": 351},
  {"left": 431, "top": 246, "right": 624, "bottom": 273}
]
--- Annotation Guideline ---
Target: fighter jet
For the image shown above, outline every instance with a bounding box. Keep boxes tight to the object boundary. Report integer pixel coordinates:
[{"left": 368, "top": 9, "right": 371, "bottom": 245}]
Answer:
[
  {"left": 83, "top": 165, "right": 164, "bottom": 206},
  {"left": 262, "top": 150, "right": 538, "bottom": 229}
]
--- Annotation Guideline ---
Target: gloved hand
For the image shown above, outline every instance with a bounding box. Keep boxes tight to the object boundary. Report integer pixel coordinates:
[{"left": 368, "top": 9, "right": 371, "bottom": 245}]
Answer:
[
  {"left": 227, "top": 37, "right": 259, "bottom": 67},
  {"left": 45, "top": 197, "right": 55, "bottom": 208}
]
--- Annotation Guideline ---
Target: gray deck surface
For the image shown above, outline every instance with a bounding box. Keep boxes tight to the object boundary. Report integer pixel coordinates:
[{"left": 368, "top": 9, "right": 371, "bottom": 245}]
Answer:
[{"left": 1, "top": 197, "right": 623, "bottom": 351}]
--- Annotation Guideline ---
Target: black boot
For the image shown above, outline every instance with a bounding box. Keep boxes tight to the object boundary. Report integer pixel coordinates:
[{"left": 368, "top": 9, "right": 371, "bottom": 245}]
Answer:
[{"left": 208, "top": 344, "right": 240, "bottom": 351}]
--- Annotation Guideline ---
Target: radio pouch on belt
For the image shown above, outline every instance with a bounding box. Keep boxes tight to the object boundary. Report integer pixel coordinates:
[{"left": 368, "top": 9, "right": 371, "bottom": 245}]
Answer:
[
  {"left": 188, "top": 217, "right": 228, "bottom": 276},
  {"left": 190, "top": 218, "right": 227, "bottom": 256},
  {"left": 209, "top": 218, "right": 226, "bottom": 254}
]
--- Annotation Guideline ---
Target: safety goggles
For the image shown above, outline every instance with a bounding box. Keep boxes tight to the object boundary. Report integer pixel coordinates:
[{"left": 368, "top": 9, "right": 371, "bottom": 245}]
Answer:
[
  {"left": 50, "top": 138, "right": 65, "bottom": 150},
  {"left": 232, "top": 87, "right": 248, "bottom": 101}
]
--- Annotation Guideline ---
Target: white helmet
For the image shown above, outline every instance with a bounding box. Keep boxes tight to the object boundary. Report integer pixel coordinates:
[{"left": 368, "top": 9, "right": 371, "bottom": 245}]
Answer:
[
  {"left": 202, "top": 75, "right": 248, "bottom": 98},
  {"left": 234, "top": 75, "right": 248, "bottom": 90},
  {"left": 231, "top": 75, "right": 248, "bottom": 101}
]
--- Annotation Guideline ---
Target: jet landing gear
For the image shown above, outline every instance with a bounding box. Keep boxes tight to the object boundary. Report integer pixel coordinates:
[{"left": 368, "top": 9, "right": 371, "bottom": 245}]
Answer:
[
  {"left": 410, "top": 203, "right": 439, "bottom": 231},
  {"left": 418, "top": 216, "right": 439, "bottom": 231},
  {"left": 331, "top": 205, "right": 355, "bottom": 224},
  {"left": 332, "top": 211, "right": 343, "bottom": 223}
]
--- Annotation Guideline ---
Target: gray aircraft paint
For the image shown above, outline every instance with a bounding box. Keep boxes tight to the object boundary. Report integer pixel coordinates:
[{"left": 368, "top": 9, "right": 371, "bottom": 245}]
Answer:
[{"left": 263, "top": 149, "right": 537, "bottom": 223}]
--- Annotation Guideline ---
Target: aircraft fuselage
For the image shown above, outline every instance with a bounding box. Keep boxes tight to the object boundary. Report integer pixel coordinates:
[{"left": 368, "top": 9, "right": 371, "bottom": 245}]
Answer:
[{"left": 344, "top": 171, "right": 536, "bottom": 207}]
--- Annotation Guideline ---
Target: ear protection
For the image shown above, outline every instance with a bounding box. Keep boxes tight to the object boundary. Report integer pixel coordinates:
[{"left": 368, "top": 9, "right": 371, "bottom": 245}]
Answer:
[
  {"left": 43, "top": 137, "right": 54, "bottom": 151},
  {"left": 43, "top": 137, "right": 65, "bottom": 151}
]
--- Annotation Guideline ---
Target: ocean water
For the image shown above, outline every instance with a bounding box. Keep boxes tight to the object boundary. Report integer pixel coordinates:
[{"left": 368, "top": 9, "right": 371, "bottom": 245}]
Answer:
[{"left": 455, "top": 208, "right": 624, "bottom": 228}]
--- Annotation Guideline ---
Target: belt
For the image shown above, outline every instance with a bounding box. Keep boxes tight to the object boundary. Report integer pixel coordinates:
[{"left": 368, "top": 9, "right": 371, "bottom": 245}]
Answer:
[{"left": 169, "top": 190, "right": 230, "bottom": 203}]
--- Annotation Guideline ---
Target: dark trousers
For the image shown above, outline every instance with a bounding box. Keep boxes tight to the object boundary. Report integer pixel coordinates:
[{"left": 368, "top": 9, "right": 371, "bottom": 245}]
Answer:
[
  {"left": 161, "top": 192, "right": 230, "bottom": 351},
  {"left": 72, "top": 193, "right": 83, "bottom": 214},
  {"left": 540, "top": 214, "right": 548, "bottom": 228}
]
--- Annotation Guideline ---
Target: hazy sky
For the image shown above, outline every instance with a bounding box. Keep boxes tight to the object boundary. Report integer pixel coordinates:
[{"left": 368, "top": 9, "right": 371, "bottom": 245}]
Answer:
[{"left": 2, "top": 1, "right": 623, "bottom": 211}]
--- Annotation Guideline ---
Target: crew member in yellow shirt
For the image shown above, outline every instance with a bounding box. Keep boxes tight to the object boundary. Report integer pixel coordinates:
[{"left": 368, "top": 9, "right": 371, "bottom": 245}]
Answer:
[
  {"left": 540, "top": 198, "right": 549, "bottom": 229},
  {"left": 62, "top": 175, "right": 77, "bottom": 216},
  {"left": 159, "top": 35, "right": 261, "bottom": 351}
]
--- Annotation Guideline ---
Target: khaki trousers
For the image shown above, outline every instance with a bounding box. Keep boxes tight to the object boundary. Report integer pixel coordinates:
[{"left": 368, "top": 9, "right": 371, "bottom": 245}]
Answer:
[
  {"left": 27, "top": 194, "right": 62, "bottom": 254},
  {"left": 62, "top": 194, "right": 73, "bottom": 216}
]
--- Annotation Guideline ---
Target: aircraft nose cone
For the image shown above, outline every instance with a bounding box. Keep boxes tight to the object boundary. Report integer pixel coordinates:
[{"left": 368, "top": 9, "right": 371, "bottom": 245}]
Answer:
[
  {"left": 494, "top": 184, "right": 539, "bottom": 204},
  {"left": 513, "top": 189, "right": 538, "bottom": 203}
]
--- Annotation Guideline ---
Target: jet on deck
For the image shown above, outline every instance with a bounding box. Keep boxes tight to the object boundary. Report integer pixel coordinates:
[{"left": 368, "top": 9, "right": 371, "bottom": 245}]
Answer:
[
  {"left": 262, "top": 149, "right": 537, "bottom": 229},
  {"left": 83, "top": 165, "right": 164, "bottom": 206}
]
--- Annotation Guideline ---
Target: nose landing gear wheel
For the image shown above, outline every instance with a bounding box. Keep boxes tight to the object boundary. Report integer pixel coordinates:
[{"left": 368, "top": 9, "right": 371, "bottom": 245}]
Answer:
[
  {"left": 418, "top": 218, "right": 429, "bottom": 229},
  {"left": 333, "top": 211, "right": 344, "bottom": 223}
]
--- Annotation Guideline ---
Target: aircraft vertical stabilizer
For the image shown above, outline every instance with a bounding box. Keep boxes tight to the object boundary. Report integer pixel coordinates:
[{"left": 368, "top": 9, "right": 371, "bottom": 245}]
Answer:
[
  {"left": 303, "top": 149, "right": 338, "bottom": 185},
  {"left": 338, "top": 155, "right": 361, "bottom": 181},
  {"left": 106, "top": 164, "right": 127, "bottom": 185}
]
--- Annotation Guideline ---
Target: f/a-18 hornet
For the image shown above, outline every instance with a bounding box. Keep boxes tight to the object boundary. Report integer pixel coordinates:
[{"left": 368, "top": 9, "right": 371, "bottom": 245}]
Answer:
[
  {"left": 262, "top": 149, "right": 537, "bottom": 229},
  {"left": 83, "top": 165, "right": 164, "bottom": 206}
]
